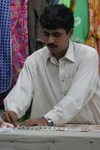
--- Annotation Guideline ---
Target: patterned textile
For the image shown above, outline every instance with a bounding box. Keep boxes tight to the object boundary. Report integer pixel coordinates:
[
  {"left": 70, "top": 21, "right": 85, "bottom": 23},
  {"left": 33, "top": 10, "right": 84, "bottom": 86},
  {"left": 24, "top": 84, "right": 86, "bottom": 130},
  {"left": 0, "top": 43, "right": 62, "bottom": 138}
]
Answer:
[
  {"left": 0, "top": 0, "right": 12, "bottom": 95},
  {"left": 10, "top": 0, "right": 29, "bottom": 87},
  {"left": 98, "top": 40, "right": 100, "bottom": 76},
  {"left": 88, "top": 0, "right": 100, "bottom": 39},
  {"left": 71, "top": 0, "right": 89, "bottom": 44},
  {"left": 86, "top": 0, "right": 100, "bottom": 77},
  {"left": 85, "top": 30, "right": 97, "bottom": 51}
]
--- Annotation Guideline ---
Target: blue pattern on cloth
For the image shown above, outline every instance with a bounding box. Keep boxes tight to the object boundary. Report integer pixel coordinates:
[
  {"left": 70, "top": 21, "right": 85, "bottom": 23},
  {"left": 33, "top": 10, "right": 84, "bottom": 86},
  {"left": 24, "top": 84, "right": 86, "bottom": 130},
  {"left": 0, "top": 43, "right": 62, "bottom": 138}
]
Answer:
[
  {"left": 0, "top": 0, "right": 12, "bottom": 95},
  {"left": 47, "top": 0, "right": 59, "bottom": 5}
]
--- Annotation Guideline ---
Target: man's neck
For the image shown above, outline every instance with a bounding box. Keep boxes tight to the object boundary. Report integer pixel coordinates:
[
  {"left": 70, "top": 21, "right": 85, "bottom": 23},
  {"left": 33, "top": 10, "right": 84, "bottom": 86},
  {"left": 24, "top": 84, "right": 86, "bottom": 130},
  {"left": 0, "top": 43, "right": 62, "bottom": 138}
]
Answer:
[{"left": 53, "top": 50, "right": 67, "bottom": 61}]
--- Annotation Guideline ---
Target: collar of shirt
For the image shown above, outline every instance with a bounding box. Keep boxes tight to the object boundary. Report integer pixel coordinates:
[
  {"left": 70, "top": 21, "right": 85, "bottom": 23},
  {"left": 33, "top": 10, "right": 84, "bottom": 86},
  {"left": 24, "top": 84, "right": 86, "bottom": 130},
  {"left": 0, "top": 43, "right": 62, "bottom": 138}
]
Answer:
[{"left": 44, "top": 40, "right": 76, "bottom": 66}]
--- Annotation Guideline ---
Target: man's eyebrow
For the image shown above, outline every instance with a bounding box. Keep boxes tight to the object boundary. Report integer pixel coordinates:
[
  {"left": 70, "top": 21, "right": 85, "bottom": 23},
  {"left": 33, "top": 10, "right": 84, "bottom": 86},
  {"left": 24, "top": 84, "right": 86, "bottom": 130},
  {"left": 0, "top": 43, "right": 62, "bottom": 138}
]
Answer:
[
  {"left": 43, "top": 31, "right": 49, "bottom": 34},
  {"left": 52, "top": 32, "right": 61, "bottom": 34},
  {"left": 43, "top": 31, "right": 61, "bottom": 34}
]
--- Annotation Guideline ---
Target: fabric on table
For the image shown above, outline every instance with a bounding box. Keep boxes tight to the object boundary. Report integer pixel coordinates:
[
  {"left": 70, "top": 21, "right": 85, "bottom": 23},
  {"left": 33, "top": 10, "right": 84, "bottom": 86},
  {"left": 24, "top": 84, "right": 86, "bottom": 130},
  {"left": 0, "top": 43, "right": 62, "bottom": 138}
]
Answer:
[
  {"left": 4, "top": 40, "right": 100, "bottom": 126},
  {"left": 0, "top": 0, "right": 12, "bottom": 95},
  {"left": 28, "top": 0, "right": 47, "bottom": 54},
  {"left": 10, "top": 0, "right": 29, "bottom": 87},
  {"left": 71, "top": 0, "right": 89, "bottom": 44}
]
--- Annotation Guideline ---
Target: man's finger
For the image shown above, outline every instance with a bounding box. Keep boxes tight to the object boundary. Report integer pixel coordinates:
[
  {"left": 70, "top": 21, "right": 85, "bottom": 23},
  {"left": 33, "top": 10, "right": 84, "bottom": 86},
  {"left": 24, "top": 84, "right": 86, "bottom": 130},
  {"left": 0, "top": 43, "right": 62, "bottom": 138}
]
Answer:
[
  {"left": 3, "top": 112, "right": 13, "bottom": 124},
  {"left": 20, "top": 119, "right": 38, "bottom": 126},
  {"left": 3, "top": 111, "right": 18, "bottom": 125},
  {"left": 8, "top": 111, "right": 17, "bottom": 125}
]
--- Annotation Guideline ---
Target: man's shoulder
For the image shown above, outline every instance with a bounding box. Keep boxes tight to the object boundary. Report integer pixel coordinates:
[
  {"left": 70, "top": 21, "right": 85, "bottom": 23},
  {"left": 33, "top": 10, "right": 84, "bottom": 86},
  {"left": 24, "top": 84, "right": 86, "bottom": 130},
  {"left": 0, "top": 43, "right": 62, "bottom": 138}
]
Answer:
[
  {"left": 25, "top": 46, "right": 49, "bottom": 67},
  {"left": 31, "top": 46, "right": 48, "bottom": 57},
  {"left": 27, "top": 46, "right": 47, "bottom": 59},
  {"left": 73, "top": 42, "right": 98, "bottom": 56}
]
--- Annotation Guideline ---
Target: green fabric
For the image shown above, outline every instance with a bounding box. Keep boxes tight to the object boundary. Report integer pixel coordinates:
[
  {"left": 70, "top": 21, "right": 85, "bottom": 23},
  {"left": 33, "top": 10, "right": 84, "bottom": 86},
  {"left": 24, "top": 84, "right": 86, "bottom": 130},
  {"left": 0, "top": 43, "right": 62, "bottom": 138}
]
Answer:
[
  {"left": 42, "top": 43, "right": 46, "bottom": 47},
  {"left": 70, "top": 0, "right": 89, "bottom": 44},
  {"left": 70, "top": 0, "right": 73, "bottom": 8},
  {"left": 59, "top": 0, "right": 71, "bottom": 8},
  {"left": 17, "top": 112, "right": 30, "bottom": 122}
]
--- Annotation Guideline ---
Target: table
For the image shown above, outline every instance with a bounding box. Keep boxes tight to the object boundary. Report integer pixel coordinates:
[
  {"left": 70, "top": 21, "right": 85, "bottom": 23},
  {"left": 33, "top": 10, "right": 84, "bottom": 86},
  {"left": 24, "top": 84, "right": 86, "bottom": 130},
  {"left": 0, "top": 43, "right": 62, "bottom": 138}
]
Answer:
[{"left": 0, "top": 127, "right": 100, "bottom": 150}]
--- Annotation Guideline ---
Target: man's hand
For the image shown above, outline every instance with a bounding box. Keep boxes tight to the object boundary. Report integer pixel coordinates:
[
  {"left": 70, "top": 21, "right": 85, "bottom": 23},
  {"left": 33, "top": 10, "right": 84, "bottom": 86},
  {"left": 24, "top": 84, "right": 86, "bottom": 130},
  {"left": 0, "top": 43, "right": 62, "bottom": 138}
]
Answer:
[
  {"left": 3, "top": 110, "right": 18, "bottom": 125},
  {"left": 20, "top": 118, "right": 48, "bottom": 126}
]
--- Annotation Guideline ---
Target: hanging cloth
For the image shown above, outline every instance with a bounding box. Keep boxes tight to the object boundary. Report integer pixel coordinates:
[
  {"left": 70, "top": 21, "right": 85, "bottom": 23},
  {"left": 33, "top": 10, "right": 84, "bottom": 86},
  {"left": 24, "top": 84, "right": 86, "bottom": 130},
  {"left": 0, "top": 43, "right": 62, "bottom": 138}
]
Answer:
[
  {"left": 59, "top": 0, "right": 71, "bottom": 8},
  {"left": 47, "top": 0, "right": 59, "bottom": 5},
  {"left": 28, "top": 0, "right": 47, "bottom": 54},
  {"left": 71, "top": 0, "right": 76, "bottom": 13},
  {"left": 98, "top": 39, "right": 100, "bottom": 76},
  {"left": 71, "top": 0, "right": 89, "bottom": 44},
  {"left": 85, "top": 30, "right": 97, "bottom": 51},
  {"left": 88, "top": 0, "right": 100, "bottom": 39},
  {"left": 10, "top": 0, "right": 29, "bottom": 87},
  {"left": 0, "top": 0, "right": 12, "bottom": 95}
]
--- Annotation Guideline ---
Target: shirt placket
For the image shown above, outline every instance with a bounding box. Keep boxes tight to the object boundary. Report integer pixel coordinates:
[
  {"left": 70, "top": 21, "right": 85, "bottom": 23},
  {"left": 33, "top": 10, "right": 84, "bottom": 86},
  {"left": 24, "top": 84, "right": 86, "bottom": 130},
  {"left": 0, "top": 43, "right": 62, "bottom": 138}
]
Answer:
[{"left": 59, "top": 59, "right": 67, "bottom": 97}]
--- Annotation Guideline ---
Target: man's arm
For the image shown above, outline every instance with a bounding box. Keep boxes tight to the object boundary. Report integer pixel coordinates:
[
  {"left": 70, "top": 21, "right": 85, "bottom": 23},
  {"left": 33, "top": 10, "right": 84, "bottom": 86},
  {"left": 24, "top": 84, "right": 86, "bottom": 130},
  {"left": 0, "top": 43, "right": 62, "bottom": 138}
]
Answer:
[
  {"left": 3, "top": 57, "right": 35, "bottom": 119},
  {"left": 44, "top": 50, "right": 99, "bottom": 125}
]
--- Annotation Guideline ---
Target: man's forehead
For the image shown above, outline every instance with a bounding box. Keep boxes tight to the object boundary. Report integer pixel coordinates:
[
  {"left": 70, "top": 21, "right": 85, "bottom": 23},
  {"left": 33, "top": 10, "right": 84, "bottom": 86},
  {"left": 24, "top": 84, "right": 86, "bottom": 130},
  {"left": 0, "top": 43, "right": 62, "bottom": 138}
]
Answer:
[{"left": 43, "top": 28, "right": 65, "bottom": 34}]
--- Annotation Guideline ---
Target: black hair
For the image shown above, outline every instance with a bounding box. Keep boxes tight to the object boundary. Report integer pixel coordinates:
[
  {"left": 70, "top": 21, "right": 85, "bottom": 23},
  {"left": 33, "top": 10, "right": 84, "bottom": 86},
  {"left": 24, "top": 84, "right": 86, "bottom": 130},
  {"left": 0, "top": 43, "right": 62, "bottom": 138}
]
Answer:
[{"left": 40, "top": 4, "right": 74, "bottom": 34}]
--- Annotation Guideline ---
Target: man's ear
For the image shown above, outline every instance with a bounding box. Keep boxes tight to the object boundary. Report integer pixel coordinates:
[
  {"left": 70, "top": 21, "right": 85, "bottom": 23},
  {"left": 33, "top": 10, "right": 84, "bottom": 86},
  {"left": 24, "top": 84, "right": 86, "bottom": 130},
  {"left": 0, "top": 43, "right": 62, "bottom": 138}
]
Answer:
[{"left": 68, "top": 28, "right": 74, "bottom": 38}]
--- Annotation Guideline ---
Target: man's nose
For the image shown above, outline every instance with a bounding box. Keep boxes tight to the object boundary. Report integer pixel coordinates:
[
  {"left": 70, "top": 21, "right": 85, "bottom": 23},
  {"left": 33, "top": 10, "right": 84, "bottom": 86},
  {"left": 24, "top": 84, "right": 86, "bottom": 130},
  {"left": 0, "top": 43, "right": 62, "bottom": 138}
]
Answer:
[{"left": 48, "top": 35, "right": 54, "bottom": 43}]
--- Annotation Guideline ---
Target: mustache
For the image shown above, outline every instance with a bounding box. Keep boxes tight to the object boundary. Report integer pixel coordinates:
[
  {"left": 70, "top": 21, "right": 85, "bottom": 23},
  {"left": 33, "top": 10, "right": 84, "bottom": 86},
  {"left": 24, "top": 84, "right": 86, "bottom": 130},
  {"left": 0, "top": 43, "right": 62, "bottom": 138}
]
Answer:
[{"left": 47, "top": 43, "right": 58, "bottom": 47}]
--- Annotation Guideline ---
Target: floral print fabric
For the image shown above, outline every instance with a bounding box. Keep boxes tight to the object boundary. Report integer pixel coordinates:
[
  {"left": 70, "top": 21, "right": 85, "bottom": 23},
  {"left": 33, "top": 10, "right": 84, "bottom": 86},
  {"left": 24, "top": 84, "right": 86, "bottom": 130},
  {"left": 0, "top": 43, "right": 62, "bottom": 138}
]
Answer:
[
  {"left": 10, "top": 0, "right": 29, "bottom": 87},
  {"left": 88, "top": 0, "right": 100, "bottom": 39},
  {"left": 86, "top": 0, "right": 100, "bottom": 76}
]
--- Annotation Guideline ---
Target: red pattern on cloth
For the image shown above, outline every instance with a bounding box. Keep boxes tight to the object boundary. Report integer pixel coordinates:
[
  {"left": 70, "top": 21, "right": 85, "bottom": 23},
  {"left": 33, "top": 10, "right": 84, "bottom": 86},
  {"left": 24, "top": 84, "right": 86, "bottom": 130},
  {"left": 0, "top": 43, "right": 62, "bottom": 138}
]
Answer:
[
  {"left": 0, "top": 0, "right": 29, "bottom": 105},
  {"left": 10, "top": 0, "right": 29, "bottom": 87}
]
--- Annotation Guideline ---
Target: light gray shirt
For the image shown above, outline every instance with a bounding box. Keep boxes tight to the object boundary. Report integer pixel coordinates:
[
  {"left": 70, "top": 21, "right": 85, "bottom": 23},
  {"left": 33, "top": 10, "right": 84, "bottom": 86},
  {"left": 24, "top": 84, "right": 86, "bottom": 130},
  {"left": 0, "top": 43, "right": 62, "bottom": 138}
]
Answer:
[{"left": 4, "top": 40, "right": 100, "bottom": 126}]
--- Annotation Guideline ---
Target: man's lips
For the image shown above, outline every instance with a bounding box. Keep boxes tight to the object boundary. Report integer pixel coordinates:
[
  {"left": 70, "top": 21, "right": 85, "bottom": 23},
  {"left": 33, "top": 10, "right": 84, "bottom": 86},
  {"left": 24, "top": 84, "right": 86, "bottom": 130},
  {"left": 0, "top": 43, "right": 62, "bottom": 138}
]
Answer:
[{"left": 48, "top": 46, "right": 56, "bottom": 48}]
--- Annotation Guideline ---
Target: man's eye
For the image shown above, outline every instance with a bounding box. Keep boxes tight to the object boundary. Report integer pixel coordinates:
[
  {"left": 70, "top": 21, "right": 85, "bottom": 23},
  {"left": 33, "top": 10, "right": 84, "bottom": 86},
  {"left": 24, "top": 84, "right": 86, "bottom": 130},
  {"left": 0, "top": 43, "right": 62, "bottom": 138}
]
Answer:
[
  {"left": 53, "top": 34, "right": 61, "bottom": 37},
  {"left": 44, "top": 34, "right": 50, "bottom": 36}
]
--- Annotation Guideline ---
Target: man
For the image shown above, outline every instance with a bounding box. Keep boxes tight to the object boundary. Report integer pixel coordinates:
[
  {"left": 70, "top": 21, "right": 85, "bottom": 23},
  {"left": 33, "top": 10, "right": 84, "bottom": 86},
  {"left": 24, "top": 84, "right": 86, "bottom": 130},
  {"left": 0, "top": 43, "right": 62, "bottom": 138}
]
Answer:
[{"left": 3, "top": 4, "right": 100, "bottom": 126}]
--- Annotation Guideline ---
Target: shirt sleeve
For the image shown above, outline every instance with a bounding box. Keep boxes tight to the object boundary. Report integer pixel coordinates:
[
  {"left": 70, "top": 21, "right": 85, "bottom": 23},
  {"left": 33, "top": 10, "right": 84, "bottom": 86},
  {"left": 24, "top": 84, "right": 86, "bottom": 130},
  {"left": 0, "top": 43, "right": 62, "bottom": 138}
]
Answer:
[
  {"left": 3, "top": 58, "right": 35, "bottom": 118},
  {"left": 44, "top": 50, "right": 99, "bottom": 126}
]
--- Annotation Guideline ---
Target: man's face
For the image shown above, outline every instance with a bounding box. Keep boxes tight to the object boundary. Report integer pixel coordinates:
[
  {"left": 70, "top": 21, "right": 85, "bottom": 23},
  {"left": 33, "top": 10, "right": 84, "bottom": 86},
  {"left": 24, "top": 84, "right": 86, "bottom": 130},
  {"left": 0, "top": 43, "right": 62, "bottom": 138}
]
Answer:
[{"left": 43, "top": 28, "right": 73, "bottom": 55}]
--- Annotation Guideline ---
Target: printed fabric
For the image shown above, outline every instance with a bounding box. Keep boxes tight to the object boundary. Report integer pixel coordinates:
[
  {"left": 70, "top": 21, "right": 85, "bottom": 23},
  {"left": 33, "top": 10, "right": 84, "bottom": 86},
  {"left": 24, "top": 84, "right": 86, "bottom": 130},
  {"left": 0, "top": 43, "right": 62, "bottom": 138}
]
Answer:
[
  {"left": 0, "top": 0, "right": 12, "bottom": 96},
  {"left": 71, "top": 0, "right": 89, "bottom": 44},
  {"left": 10, "top": 0, "right": 29, "bottom": 87},
  {"left": 86, "top": 0, "right": 100, "bottom": 76},
  {"left": 85, "top": 30, "right": 98, "bottom": 51},
  {"left": 86, "top": 0, "right": 100, "bottom": 50},
  {"left": 98, "top": 40, "right": 100, "bottom": 76},
  {"left": 88, "top": 0, "right": 100, "bottom": 39}
]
